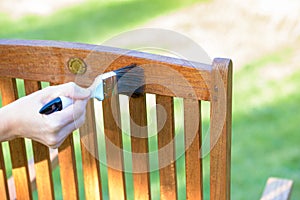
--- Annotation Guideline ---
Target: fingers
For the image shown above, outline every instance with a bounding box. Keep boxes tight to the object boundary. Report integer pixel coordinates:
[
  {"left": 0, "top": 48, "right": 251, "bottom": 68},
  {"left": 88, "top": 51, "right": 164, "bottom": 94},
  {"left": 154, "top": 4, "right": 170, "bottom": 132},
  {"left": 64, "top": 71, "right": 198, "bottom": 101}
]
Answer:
[
  {"left": 45, "top": 82, "right": 91, "bottom": 100},
  {"left": 46, "top": 105, "right": 87, "bottom": 149}
]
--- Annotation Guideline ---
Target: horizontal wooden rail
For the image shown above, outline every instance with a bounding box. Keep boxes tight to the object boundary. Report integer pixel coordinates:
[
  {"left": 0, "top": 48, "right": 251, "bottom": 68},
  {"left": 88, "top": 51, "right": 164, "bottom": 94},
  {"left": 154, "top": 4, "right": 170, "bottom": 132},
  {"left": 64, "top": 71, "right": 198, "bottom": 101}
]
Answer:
[{"left": 0, "top": 39, "right": 212, "bottom": 100}]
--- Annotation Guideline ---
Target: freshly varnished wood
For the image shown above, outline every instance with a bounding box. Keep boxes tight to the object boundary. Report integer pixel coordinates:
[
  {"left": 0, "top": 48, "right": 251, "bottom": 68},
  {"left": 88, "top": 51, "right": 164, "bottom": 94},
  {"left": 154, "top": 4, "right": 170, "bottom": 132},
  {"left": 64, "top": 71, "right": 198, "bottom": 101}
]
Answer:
[
  {"left": 102, "top": 95, "right": 126, "bottom": 200},
  {"left": 210, "top": 58, "right": 232, "bottom": 200},
  {"left": 184, "top": 99, "right": 203, "bottom": 200},
  {"left": 0, "top": 77, "right": 32, "bottom": 199},
  {"left": 0, "top": 39, "right": 211, "bottom": 101},
  {"left": 156, "top": 95, "right": 177, "bottom": 200},
  {"left": 79, "top": 100, "right": 102, "bottom": 200},
  {"left": 129, "top": 95, "right": 151, "bottom": 199},
  {"left": 24, "top": 80, "right": 55, "bottom": 200}
]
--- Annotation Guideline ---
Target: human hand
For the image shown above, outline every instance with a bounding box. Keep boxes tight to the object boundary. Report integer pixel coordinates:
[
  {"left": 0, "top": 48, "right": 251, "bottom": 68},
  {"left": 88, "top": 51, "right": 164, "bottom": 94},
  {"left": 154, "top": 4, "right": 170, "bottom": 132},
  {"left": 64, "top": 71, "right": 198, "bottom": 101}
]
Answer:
[{"left": 0, "top": 82, "right": 90, "bottom": 148}]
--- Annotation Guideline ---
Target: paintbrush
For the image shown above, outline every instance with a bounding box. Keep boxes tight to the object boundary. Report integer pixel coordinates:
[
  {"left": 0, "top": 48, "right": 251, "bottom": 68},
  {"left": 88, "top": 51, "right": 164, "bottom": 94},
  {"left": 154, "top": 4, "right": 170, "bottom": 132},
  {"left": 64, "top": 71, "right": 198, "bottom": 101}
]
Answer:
[{"left": 39, "top": 64, "right": 144, "bottom": 115}]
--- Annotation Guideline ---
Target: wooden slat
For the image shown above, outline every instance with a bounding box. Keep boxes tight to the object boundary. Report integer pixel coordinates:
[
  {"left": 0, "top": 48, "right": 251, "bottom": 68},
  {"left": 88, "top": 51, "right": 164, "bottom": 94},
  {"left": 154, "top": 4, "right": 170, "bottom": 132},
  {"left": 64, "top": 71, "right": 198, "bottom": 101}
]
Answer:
[
  {"left": 184, "top": 99, "right": 203, "bottom": 200},
  {"left": 260, "top": 177, "right": 293, "bottom": 200},
  {"left": 0, "top": 77, "right": 32, "bottom": 199},
  {"left": 102, "top": 95, "right": 126, "bottom": 200},
  {"left": 156, "top": 95, "right": 177, "bottom": 200},
  {"left": 0, "top": 143, "right": 9, "bottom": 200},
  {"left": 24, "top": 80, "right": 54, "bottom": 199},
  {"left": 0, "top": 39, "right": 211, "bottom": 101},
  {"left": 79, "top": 100, "right": 102, "bottom": 199},
  {"left": 46, "top": 82, "right": 79, "bottom": 199},
  {"left": 57, "top": 135, "right": 79, "bottom": 199},
  {"left": 210, "top": 58, "right": 232, "bottom": 200},
  {"left": 129, "top": 95, "right": 150, "bottom": 199}
]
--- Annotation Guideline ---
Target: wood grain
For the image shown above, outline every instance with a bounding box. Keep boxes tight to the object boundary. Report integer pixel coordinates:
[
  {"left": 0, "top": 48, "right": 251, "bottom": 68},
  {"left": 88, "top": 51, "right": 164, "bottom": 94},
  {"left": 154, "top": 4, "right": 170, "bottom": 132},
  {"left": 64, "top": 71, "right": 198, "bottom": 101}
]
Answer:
[
  {"left": 24, "top": 80, "right": 54, "bottom": 200},
  {"left": 210, "top": 58, "right": 232, "bottom": 200},
  {"left": 156, "top": 95, "right": 177, "bottom": 200},
  {"left": 0, "top": 77, "right": 32, "bottom": 199},
  {"left": 0, "top": 39, "right": 211, "bottom": 101},
  {"left": 0, "top": 143, "right": 9, "bottom": 200},
  {"left": 184, "top": 99, "right": 202, "bottom": 200},
  {"left": 129, "top": 95, "right": 150, "bottom": 199},
  {"left": 102, "top": 95, "right": 126, "bottom": 200},
  {"left": 79, "top": 100, "right": 102, "bottom": 199},
  {"left": 58, "top": 136, "right": 79, "bottom": 199}
]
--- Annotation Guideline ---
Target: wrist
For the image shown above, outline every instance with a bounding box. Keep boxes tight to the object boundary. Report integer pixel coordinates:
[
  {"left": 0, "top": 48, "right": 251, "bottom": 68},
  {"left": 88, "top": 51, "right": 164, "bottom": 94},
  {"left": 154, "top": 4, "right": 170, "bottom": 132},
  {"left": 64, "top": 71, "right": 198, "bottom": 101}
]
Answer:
[{"left": 0, "top": 104, "right": 18, "bottom": 141}]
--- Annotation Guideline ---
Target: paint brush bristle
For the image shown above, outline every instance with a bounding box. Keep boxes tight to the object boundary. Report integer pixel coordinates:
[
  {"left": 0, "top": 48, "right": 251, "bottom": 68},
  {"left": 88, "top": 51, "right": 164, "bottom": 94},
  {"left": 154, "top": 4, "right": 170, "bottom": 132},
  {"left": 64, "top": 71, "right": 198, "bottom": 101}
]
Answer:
[{"left": 114, "top": 64, "right": 145, "bottom": 97}]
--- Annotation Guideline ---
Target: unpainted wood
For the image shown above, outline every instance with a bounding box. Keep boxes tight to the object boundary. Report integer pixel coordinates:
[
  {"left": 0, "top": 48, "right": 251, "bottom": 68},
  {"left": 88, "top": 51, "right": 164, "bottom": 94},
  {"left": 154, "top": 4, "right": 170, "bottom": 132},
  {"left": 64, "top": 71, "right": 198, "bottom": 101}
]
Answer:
[
  {"left": 129, "top": 95, "right": 151, "bottom": 199},
  {"left": 102, "top": 96, "right": 126, "bottom": 200},
  {"left": 79, "top": 100, "right": 102, "bottom": 199},
  {"left": 0, "top": 77, "right": 32, "bottom": 199},
  {"left": 24, "top": 80, "right": 55, "bottom": 200},
  {"left": 184, "top": 99, "right": 203, "bottom": 200},
  {"left": 210, "top": 58, "right": 232, "bottom": 200},
  {"left": 156, "top": 95, "right": 177, "bottom": 200},
  {"left": 260, "top": 177, "right": 293, "bottom": 200},
  {"left": 0, "top": 39, "right": 211, "bottom": 101}
]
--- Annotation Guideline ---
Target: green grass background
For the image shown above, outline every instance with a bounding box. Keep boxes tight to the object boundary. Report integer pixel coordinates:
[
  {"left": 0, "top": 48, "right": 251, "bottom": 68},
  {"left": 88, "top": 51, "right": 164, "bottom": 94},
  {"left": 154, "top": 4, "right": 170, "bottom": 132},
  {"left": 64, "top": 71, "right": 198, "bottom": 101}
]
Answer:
[{"left": 1, "top": 0, "right": 299, "bottom": 199}]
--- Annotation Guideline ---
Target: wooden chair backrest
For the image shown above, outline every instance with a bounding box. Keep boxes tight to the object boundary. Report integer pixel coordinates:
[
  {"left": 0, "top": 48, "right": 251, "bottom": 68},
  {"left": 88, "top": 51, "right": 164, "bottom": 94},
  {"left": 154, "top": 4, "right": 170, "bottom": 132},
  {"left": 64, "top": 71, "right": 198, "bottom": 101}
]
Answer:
[{"left": 0, "top": 39, "right": 232, "bottom": 200}]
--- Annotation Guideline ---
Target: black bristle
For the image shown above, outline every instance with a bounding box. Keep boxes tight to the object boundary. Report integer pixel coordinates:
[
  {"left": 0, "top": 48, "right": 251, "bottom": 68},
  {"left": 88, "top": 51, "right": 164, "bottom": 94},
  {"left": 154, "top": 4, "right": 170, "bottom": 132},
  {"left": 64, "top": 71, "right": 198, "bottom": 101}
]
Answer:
[{"left": 114, "top": 64, "right": 145, "bottom": 97}]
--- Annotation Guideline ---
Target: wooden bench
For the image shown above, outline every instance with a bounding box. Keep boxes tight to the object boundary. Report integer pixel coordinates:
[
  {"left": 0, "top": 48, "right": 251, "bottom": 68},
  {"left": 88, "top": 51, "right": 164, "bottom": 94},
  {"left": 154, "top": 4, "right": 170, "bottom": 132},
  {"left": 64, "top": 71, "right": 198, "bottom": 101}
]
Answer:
[{"left": 0, "top": 39, "right": 292, "bottom": 199}]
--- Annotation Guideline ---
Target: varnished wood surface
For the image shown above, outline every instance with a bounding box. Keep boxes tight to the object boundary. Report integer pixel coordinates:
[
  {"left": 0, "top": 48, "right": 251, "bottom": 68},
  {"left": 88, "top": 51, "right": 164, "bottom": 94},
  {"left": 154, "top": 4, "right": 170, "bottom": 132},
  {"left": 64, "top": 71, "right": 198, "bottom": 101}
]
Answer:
[
  {"left": 184, "top": 99, "right": 203, "bottom": 200},
  {"left": 210, "top": 58, "right": 232, "bottom": 200},
  {"left": 129, "top": 95, "right": 150, "bottom": 199},
  {"left": 24, "top": 80, "right": 55, "bottom": 200},
  {"left": 0, "top": 77, "right": 32, "bottom": 199},
  {"left": 156, "top": 95, "right": 177, "bottom": 200},
  {"left": 102, "top": 96, "right": 126, "bottom": 200},
  {"left": 0, "top": 39, "right": 211, "bottom": 101},
  {"left": 79, "top": 100, "right": 102, "bottom": 199}
]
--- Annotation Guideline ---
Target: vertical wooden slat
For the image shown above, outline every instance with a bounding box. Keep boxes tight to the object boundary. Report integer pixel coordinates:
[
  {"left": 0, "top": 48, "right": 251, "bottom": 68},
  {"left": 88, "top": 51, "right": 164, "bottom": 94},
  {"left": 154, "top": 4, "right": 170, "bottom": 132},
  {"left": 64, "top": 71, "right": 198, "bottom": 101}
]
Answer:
[
  {"left": 79, "top": 100, "right": 102, "bottom": 199},
  {"left": 0, "top": 79, "right": 9, "bottom": 199},
  {"left": 156, "top": 95, "right": 177, "bottom": 200},
  {"left": 58, "top": 135, "right": 79, "bottom": 199},
  {"left": 210, "top": 58, "right": 232, "bottom": 200},
  {"left": 129, "top": 95, "right": 150, "bottom": 199},
  {"left": 0, "top": 143, "right": 9, "bottom": 200},
  {"left": 102, "top": 95, "right": 126, "bottom": 200},
  {"left": 24, "top": 80, "right": 54, "bottom": 199},
  {"left": 47, "top": 82, "right": 79, "bottom": 199},
  {"left": 0, "top": 77, "right": 32, "bottom": 199},
  {"left": 184, "top": 99, "right": 203, "bottom": 200}
]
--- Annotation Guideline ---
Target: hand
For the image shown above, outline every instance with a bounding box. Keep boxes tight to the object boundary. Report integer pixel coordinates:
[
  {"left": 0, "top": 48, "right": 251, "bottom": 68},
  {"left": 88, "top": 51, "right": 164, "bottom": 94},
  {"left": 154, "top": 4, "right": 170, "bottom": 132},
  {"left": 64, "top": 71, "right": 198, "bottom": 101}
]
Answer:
[{"left": 0, "top": 82, "right": 91, "bottom": 148}]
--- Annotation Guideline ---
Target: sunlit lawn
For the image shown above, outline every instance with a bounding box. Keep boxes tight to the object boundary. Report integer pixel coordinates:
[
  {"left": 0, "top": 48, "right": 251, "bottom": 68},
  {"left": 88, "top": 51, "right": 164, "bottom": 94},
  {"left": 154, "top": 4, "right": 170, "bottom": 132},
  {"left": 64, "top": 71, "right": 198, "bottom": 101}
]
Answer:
[{"left": 1, "top": 0, "right": 299, "bottom": 199}]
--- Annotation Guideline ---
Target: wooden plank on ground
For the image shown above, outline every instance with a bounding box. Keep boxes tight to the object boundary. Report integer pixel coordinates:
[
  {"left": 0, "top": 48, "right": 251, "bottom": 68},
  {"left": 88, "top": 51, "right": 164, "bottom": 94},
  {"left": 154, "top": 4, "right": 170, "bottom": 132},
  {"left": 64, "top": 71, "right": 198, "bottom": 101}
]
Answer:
[
  {"left": 129, "top": 95, "right": 150, "bottom": 199},
  {"left": 102, "top": 95, "right": 126, "bottom": 200},
  {"left": 156, "top": 95, "right": 177, "bottom": 200},
  {"left": 0, "top": 77, "right": 32, "bottom": 199},
  {"left": 184, "top": 99, "right": 203, "bottom": 200},
  {"left": 24, "top": 80, "right": 54, "bottom": 200},
  {"left": 79, "top": 100, "right": 102, "bottom": 199},
  {"left": 260, "top": 177, "right": 293, "bottom": 200}
]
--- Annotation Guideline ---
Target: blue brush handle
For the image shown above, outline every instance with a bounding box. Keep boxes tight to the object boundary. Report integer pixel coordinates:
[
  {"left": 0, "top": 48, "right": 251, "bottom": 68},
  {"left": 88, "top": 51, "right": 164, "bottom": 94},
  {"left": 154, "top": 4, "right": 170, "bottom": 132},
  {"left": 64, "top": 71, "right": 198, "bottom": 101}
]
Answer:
[{"left": 39, "top": 96, "right": 73, "bottom": 115}]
